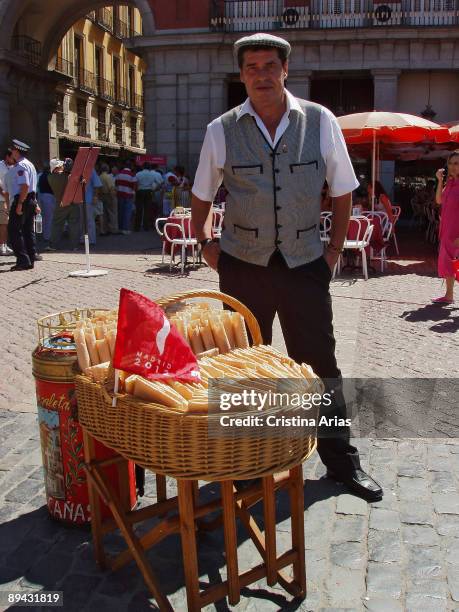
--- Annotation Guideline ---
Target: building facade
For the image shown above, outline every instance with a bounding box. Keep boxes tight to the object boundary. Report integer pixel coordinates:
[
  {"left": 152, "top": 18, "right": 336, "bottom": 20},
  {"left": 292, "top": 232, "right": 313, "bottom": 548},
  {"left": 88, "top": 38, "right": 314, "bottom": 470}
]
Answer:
[
  {"left": 0, "top": 0, "right": 458, "bottom": 176},
  {"left": 53, "top": 6, "right": 146, "bottom": 162}
]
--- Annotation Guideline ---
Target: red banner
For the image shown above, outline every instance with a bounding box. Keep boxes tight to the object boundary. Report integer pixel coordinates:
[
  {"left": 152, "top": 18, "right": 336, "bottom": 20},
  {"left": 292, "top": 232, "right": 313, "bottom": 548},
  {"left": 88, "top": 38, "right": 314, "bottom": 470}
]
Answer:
[
  {"left": 113, "top": 289, "right": 200, "bottom": 383},
  {"left": 136, "top": 154, "right": 167, "bottom": 166}
]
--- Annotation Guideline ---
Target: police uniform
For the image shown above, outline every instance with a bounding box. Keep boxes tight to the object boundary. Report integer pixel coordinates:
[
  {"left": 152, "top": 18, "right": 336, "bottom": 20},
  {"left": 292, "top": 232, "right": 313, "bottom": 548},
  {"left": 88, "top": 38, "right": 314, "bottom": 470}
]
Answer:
[{"left": 7, "top": 140, "right": 38, "bottom": 270}]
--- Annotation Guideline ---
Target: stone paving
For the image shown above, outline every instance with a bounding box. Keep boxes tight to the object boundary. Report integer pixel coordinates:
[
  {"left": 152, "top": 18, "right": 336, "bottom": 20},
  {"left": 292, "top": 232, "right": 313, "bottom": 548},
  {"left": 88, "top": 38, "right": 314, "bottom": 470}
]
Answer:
[{"left": 0, "top": 230, "right": 458, "bottom": 611}]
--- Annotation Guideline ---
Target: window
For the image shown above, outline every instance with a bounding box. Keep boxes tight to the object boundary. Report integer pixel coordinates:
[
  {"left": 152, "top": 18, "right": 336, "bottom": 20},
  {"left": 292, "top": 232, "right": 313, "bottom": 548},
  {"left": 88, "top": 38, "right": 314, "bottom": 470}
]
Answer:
[
  {"left": 76, "top": 100, "right": 88, "bottom": 136},
  {"left": 130, "top": 116, "right": 138, "bottom": 147},
  {"left": 98, "top": 106, "right": 107, "bottom": 140}
]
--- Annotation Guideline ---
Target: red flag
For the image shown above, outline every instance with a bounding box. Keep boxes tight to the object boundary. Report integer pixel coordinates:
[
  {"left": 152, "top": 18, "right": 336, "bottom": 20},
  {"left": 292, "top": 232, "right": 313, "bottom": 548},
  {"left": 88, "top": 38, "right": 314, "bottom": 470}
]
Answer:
[{"left": 113, "top": 288, "right": 200, "bottom": 382}]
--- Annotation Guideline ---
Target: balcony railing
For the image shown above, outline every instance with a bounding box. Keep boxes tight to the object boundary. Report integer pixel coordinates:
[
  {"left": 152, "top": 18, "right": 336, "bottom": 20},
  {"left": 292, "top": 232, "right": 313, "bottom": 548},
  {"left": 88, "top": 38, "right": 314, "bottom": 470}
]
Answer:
[
  {"left": 97, "top": 120, "right": 108, "bottom": 141},
  {"left": 97, "top": 8, "right": 114, "bottom": 31},
  {"left": 210, "top": 0, "right": 459, "bottom": 30},
  {"left": 56, "top": 111, "right": 67, "bottom": 133},
  {"left": 132, "top": 93, "right": 144, "bottom": 112},
  {"left": 115, "top": 86, "right": 130, "bottom": 107},
  {"left": 131, "top": 130, "right": 139, "bottom": 148},
  {"left": 76, "top": 116, "right": 90, "bottom": 137},
  {"left": 96, "top": 76, "right": 115, "bottom": 101},
  {"left": 55, "top": 56, "right": 74, "bottom": 77},
  {"left": 75, "top": 68, "right": 96, "bottom": 94},
  {"left": 11, "top": 35, "right": 42, "bottom": 66},
  {"left": 114, "top": 17, "right": 141, "bottom": 38}
]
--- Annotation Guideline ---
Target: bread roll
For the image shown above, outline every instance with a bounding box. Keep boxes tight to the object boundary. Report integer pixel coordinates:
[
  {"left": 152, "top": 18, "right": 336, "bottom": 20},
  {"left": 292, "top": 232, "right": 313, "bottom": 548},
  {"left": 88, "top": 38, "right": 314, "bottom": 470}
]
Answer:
[
  {"left": 96, "top": 338, "right": 111, "bottom": 364},
  {"left": 133, "top": 377, "right": 188, "bottom": 409},
  {"left": 85, "top": 329, "right": 99, "bottom": 366},
  {"left": 74, "top": 328, "right": 91, "bottom": 372},
  {"left": 231, "top": 313, "right": 250, "bottom": 349}
]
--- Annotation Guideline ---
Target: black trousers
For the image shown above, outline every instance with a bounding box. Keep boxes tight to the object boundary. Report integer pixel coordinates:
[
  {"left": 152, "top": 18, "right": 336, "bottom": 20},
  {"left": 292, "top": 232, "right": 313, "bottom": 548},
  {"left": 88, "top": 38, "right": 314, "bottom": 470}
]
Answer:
[
  {"left": 218, "top": 250, "right": 361, "bottom": 477},
  {"left": 135, "top": 190, "right": 154, "bottom": 231},
  {"left": 8, "top": 195, "right": 37, "bottom": 268}
]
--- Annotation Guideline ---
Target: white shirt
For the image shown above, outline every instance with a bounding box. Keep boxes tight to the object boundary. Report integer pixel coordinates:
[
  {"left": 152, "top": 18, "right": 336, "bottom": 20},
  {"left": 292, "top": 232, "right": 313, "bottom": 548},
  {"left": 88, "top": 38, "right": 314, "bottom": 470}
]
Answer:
[
  {"left": 0, "top": 160, "right": 9, "bottom": 203},
  {"left": 192, "top": 89, "right": 359, "bottom": 202},
  {"left": 13, "top": 156, "right": 38, "bottom": 196},
  {"left": 136, "top": 169, "right": 163, "bottom": 191}
]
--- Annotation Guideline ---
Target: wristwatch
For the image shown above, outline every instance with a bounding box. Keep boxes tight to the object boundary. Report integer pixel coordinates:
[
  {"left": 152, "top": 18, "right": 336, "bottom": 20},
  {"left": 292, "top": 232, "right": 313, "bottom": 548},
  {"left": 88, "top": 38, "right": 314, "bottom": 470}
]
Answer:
[{"left": 199, "top": 238, "right": 217, "bottom": 250}]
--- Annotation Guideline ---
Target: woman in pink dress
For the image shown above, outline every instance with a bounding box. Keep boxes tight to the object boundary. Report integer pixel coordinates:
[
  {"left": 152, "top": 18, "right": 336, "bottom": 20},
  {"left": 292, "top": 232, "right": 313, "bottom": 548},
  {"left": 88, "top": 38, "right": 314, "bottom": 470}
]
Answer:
[{"left": 433, "top": 151, "right": 459, "bottom": 304}]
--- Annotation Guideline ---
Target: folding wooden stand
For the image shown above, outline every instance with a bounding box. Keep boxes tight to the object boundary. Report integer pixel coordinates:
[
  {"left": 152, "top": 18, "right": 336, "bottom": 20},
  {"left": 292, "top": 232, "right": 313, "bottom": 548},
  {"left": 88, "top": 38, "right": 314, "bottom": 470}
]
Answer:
[{"left": 83, "top": 429, "right": 307, "bottom": 611}]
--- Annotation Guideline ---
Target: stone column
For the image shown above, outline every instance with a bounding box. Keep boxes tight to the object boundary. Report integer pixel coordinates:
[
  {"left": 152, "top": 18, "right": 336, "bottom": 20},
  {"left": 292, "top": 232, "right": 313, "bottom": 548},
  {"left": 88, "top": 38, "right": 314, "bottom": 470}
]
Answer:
[
  {"left": 372, "top": 69, "right": 401, "bottom": 198},
  {"left": 372, "top": 69, "right": 400, "bottom": 111},
  {"left": 142, "top": 66, "right": 157, "bottom": 155},
  {"left": 287, "top": 70, "right": 312, "bottom": 100},
  {"left": 0, "top": 63, "right": 10, "bottom": 149}
]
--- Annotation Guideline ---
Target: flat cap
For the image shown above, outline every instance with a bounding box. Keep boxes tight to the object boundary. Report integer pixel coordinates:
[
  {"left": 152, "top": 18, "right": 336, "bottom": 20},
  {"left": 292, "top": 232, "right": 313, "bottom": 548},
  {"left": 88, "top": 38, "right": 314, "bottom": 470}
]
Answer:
[
  {"left": 12, "top": 139, "right": 30, "bottom": 152},
  {"left": 234, "top": 32, "right": 291, "bottom": 57}
]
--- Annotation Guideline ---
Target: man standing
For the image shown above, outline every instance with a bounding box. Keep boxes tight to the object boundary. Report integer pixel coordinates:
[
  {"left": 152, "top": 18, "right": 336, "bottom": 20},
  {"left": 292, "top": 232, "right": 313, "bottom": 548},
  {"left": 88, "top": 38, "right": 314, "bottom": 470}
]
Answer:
[
  {"left": 191, "top": 33, "right": 382, "bottom": 501},
  {"left": 134, "top": 162, "right": 162, "bottom": 231},
  {"left": 6, "top": 139, "right": 39, "bottom": 271},
  {"left": 115, "top": 161, "right": 137, "bottom": 234},
  {"left": 0, "top": 148, "right": 14, "bottom": 256},
  {"left": 47, "top": 158, "right": 80, "bottom": 251},
  {"left": 99, "top": 163, "right": 119, "bottom": 234}
]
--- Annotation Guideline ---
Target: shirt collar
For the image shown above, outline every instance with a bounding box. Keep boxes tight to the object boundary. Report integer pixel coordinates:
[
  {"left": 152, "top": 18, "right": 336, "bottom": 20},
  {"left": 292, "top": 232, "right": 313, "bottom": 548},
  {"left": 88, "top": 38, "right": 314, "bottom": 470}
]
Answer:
[{"left": 236, "top": 89, "right": 304, "bottom": 121}]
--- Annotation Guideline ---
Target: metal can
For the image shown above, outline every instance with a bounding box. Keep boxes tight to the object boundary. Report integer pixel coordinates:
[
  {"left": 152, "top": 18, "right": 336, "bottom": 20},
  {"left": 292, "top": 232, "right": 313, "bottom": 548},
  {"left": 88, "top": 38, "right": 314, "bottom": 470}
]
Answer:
[{"left": 33, "top": 311, "right": 136, "bottom": 525}]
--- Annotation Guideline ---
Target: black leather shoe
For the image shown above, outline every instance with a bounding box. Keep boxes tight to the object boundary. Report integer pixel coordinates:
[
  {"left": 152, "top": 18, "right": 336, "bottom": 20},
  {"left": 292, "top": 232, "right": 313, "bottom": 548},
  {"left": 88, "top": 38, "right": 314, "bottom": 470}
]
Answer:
[
  {"left": 10, "top": 264, "right": 33, "bottom": 271},
  {"left": 327, "top": 468, "right": 383, "bottom": 502}
]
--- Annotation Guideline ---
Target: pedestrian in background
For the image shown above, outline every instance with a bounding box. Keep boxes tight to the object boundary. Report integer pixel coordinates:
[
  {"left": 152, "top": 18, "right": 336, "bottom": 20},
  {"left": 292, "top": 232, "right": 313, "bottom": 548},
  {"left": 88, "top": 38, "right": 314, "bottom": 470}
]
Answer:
[
  {"left": 433, "top": 151, "right": 459, "bottom": 304},
  {"left": 135, "top": 162, "right": 163, "bottom": 231},
  {"left": 115, "top": 161, "right": 137, "bottom": 234},
  {"left": 80, "top": 168, "right": 102, "bottom": 245},
  {"left": 47, "top": 158, "right": 79, "bottom": 251},
  {"left": 39, "top": 160, "right": 60, "bottom": 246},
  {"left": 99, "top": 163, "right": 119, "bottom": 234},
  {"left": 5, "top": 139, "right": 39, "bottom": 271},
  {"left": 0, "top": 148, "right": 14, "bottom": 256}
]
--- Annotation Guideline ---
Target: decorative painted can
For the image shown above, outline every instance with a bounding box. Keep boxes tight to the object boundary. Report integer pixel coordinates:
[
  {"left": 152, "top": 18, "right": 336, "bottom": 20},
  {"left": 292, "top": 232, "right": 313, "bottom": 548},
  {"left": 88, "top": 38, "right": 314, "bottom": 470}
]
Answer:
[{"left": 33, "top": 329, "right": 137, "bottom": 525}]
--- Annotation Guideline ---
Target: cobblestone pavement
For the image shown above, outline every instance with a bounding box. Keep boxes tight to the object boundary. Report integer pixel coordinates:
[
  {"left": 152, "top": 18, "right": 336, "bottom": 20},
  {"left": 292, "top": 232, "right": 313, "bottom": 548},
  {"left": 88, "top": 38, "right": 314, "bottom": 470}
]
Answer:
[{"left": 0, "top": 230, "right": 458, "bottom": 611}]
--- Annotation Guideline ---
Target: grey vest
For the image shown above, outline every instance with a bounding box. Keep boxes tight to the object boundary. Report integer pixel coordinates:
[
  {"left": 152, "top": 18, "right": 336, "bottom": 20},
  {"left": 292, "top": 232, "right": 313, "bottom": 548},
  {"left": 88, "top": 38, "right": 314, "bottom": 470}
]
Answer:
[{"left": 220, "top": 99, "right": 326, "bottom": 268}]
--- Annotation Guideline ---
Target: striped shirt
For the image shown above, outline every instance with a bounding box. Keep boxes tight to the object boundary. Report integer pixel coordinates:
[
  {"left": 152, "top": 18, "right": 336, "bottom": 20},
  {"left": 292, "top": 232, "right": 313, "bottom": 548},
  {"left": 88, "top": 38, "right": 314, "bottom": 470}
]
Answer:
[{"left": 115, "top": 168, "right": 137, "bottom": 198}]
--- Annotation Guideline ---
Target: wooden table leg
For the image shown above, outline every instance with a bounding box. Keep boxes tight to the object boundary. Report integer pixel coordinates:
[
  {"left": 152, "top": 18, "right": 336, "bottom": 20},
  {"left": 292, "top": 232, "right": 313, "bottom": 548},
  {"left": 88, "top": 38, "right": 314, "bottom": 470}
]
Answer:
[
  {"left": 156, "top": 474, "right": 167, "bottom": 502},
  {"left": 289, "top": 465, "right": 306, "bottom": 596},
  {"left": 83, "top": 430, "right": 106, "bottom": 569},
  {"left": 221, "top": 481, "right": 240, "bottom": 605},
  {"left": 178, "top": 480, "right": 201, "bottom": 611},
  {"left": 262, "top": 475, "right": 277, "bottom": 586}
]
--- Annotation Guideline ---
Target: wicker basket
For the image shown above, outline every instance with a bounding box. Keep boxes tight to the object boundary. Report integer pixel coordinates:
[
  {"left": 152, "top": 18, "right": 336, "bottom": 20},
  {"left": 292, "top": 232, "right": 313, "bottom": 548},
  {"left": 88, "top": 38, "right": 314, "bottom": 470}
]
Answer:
[{"left": 76, "top": 289, "right": 318, "bottom": 481}]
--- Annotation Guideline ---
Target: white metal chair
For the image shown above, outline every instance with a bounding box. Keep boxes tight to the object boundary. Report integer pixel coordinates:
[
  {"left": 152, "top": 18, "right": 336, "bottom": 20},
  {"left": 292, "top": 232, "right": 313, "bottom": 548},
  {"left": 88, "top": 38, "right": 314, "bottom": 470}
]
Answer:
[
  {"left": 163, "top": 221, "right": 198, "bottom": 274},
  {"left": 390, "top": 205, "right": 401, "bottom": 255},
  {"left": 341, "top": 216, "right": 374, "bottom": 280},
  {"left": 212, "top": 210, "right": 224, "bottom": 238},
  {"left": 155, "top": 217, "right": 168, "bottom": 264},
  {"left": 320, "top": 212, "right": 332, "bottom": 243}
]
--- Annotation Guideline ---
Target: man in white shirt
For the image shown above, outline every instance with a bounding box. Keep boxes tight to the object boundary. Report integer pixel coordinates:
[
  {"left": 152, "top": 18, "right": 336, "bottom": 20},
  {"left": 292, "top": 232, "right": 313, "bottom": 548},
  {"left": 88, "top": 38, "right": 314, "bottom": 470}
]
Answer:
[
  {"left": 191, "top": 33, "right": 382, "bottom": 502},
  {"left": 0, "top": 148, "right": 14, "bottom": 255},
  {"left": 135, "top": 162, "right": 163, "bottom": 230}
]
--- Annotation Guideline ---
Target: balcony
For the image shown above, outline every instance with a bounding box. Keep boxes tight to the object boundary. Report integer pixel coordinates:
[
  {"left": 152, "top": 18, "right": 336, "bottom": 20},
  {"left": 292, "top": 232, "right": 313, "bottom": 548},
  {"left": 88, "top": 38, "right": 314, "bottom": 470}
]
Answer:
[
  {"left": 56, "top": 110, "right": 67, "bottom": 133},
  {"left": 97, "top": 8, "right": 114, "bottom": 32},
  {"left": 96, "top": 76, "right": 115, "bottom": 101},
  {"left": 55, "top": 56, "right": 74, "bottom": 77},
  {"left": 11, "top": 35, "right": 42, "bottom": 67},
  {"left": 210, "top": 0, "right": 459, "bottom": 31},
  {"left": 97, "top": 120, "right": 108, "bottom": 141},
  {"left": 132, "top": 93, "right": 144, "bottom": 112},
  {"left": 115, "top": 86, "right": 130, "bottom": 107},
  {"left": 76, "top": 116, "right": 90, "bottom": 138},
  {"left": 114, "top": 17, "right": 141, "bottom": 39},
  {"left": 131, "top": 130, "right": 139, "bottom": 148},
  {"left": 75, "top": 68, "right": 96, "bottom": 95}
]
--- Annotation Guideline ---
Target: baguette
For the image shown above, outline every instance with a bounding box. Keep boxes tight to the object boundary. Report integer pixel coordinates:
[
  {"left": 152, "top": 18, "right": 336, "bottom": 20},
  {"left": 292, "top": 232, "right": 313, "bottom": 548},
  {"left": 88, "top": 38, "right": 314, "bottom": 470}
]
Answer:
[
  {"left": 85, "top": 329, "right": 99, "bottom": 366},
  {"left": 96, "top": 338, "right": 111, "bottom": 364},
  {"left": 74, "top": 328, "right": 91, "bottom": 372},
  {"left": 133, "top": 377, "right": 188, "bottom": 409}
]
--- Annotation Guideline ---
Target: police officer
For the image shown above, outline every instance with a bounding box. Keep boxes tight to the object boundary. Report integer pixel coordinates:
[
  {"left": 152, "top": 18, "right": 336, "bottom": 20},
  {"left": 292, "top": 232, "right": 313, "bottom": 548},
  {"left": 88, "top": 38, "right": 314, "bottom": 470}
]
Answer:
[{"left": 6, "top": 139, "right": 40, "bottom": 271}]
